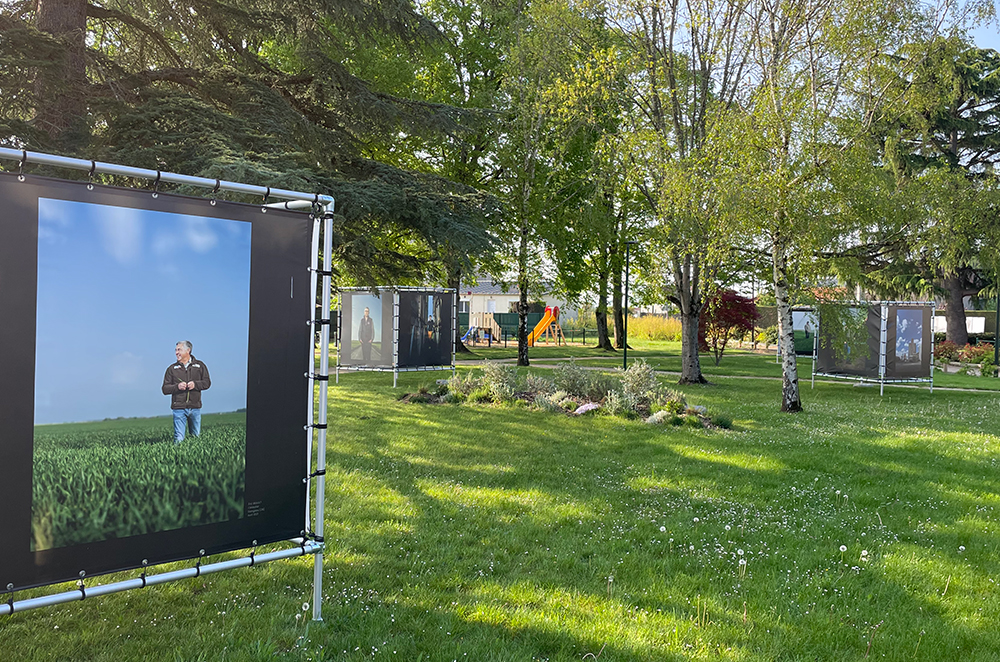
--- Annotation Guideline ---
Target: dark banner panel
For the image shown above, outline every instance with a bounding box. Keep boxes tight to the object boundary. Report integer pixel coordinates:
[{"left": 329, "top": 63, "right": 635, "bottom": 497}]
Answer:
[
  {"left": 816, "top": 305, "right": 880, "bottom": 377},
  {"left": 885, "top": 305, "right": 933, "bottom": 379},
  {"left": 339, "top": 291, "right": 394, "bottom": 367},
  {"left": 397, "top": 291, "right": 455, "bottom": 368},
  {"left": 0, "top": 173, "right": 310, "bottom": 590}
]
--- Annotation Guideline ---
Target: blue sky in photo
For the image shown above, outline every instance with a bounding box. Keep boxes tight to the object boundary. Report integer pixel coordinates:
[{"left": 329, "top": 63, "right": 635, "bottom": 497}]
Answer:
[
  {"left": 895, "top": 309, "right": 924, "bottom": 361},
  {"left": 34, "top": 198, "right": 252, "bottom": 425}
]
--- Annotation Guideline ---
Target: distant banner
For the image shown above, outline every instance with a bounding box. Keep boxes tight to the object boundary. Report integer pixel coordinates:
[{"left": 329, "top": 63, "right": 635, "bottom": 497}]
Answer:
[
  {"left": 397, "top": 291, "right": 455, "bottom": 368},
  {"left": 816, "top": 305, "right": 880, "bottom": 377},
  {"left": 0, "top": 173, "right": 310, "bottom": 590},
  {"left": 791, "top": 309, "right": 817, "bottom": 356},
  {"left": 339, "top": 291, "right": 394, "bottom": 367},
  {"left": 816, "top": 304, "right": 932, "bottom": 379}
]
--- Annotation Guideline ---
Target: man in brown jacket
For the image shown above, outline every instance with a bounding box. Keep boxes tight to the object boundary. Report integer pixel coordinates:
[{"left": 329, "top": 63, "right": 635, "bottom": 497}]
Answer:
[{"left": 162, "top": 340, "right": 211, "bottom": 443}]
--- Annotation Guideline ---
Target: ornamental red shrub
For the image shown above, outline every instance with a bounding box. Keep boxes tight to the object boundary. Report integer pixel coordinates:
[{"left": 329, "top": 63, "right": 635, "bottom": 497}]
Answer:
[{"left": 698, "top": 290, "right": 759, "bottom": 366}]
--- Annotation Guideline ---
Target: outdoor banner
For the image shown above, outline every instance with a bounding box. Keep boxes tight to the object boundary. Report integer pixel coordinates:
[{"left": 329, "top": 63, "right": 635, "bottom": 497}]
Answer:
[
  {"left": 791, "top": 309, "right": 818, "bottom": 355},
  {"left": 339, "top": 290, "right": 394, "bottom": 367},
  {"left": 884, "top": 305, "right": 933, "bottom": 379},
  {"left": 397, "top": 291, "right": 455, "bottom": 368},
  {"left": 0, "top": 173, "right": 311, "bottom": 591},
  {"left": 816, "top": 305, "right": 881, "bottom": 377}
]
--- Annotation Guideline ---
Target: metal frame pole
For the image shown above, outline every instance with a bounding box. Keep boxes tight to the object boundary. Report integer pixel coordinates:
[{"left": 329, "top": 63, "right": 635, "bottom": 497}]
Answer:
[
  {"left": 304, "top": 215, "right": 321, "bottom": 533},
  {"left": 879, "top": 304, "right": 888, "bottom": 396},
  {"left": 1, "top": 541, "right": 321, "bottom": 616},
  {"left": 930, "top": 303, "right": 936, "bottom": 393},
  {"left": 312, "top": 207, "right": 333, "bottom": 622},
  {"left": 812, "top": 310, "right": 818, "bottom": 389},
  {"left": 0, "top": 148, "right": 331, "bottom": 205},
  {"left": 393, "top": 293, "right": 400, "bottom": 389},
  {"left": 451, "top": 289, "right": 458, "bottom": 379},
  {"left": 623, "top": 241, "right": 634, "bottom": 371}
]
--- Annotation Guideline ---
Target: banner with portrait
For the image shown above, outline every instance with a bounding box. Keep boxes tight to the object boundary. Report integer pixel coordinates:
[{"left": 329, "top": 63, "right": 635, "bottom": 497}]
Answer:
[
  {"left": 338, "top": 290, "right": 394, "bottom": 367},
  {"left": 0, "top": 173, "right": 311, "bottom": 590},
  {"left": 397, "top": 291, "right": 455, "bottom": 368}
]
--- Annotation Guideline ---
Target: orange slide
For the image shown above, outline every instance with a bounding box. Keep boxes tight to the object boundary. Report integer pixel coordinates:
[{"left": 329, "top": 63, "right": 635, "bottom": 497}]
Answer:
[{"left": 528, "top": 306, "right": 559, "bottom": 347}]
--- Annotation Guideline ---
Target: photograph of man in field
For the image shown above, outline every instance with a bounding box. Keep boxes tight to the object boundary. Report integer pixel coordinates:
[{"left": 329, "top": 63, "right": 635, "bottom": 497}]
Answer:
[
  {"left": 162, "top": 341, "right": 211, "bottom": 442},
  {"left": 32, "top": 198, "right": 251, "bottom": 552}
]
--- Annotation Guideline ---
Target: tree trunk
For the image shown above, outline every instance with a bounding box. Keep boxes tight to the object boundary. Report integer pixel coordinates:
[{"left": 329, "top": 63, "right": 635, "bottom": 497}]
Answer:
[
  {"left": 673, "top": 250, "right": 706, "bottom": 384},
  {"left": 943, "top": 272, "right": 969, "bottom": 346},
  {"left": 517, "top": 220, "right": 530, "bottom": 367},
  {"left": 34, "top": 0, "right": 89, "bottom": 146},
  {"left": 772, "top": 232, "right": 802, "bottom": 412},
  {"left": 679, "top": 310, "right": 706, "bottom": 383},
  {"left": 448, "top": 265, "right": 471, "bottom": 354},
  {"left": 594, "top": 265, "right": 615, "bottom": 351}
]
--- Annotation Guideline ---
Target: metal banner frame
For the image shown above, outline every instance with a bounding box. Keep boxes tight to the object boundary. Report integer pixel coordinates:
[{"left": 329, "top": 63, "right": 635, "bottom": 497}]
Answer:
[
  {"left": 811, "top": 301, "right": 935, "bottom": 395},
  {"left": 335, "top": 286, "right": 458, "bottom": 387},
  {"left": 0, "top": 149, "right": 330, "bottom": 620}
]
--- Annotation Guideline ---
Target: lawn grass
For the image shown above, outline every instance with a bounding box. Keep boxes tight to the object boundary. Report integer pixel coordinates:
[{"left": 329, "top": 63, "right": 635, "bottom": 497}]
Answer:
[{"left": 5, "top": 355, "right": 1000, "bottom": 660}]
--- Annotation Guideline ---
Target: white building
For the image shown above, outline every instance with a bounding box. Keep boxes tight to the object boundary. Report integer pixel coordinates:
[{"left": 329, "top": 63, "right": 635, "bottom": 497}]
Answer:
[{"left": 459, "top": 278, "right": 577, "bottom": 321}]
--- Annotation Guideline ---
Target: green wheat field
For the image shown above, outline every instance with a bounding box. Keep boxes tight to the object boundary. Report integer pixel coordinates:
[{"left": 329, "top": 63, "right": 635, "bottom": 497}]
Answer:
[{"left": 31, "top": 412, "right": 246, "bottom": 551}]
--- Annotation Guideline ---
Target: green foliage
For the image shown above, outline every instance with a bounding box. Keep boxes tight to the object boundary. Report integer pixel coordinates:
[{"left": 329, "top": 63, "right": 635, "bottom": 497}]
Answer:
[
  {"left": 32, "top": 420, "right": 244, "bottom": 551},
  {"left": 480, "top": 360, "right": 519, "bottom": 402},
  {"left": 711, "top": 414, "right": 733, "bottom": 429},
  {"left": 524, "top": 372, "right": 556, "bottom": 396},
  {"left": 447, "top": 370, "right": 481, "bottom": 396},
  {"left": 602, "top": 388, "right": 638, "bottom": 418},
  {"left": 618, "top": 359, "right": 659, "bottom": 407},
  {"left": 817, "top": 304, "right": 870, "bottom": 365},
  {"left": 584, "top": 372, "right": 619, "bottom": 402},
  {"left": 553, "top": 358, "right": 590, "bottom": 397},
  {"left": 683, "top": 413, "right": 704, "bottom": 428},
  {"left": 466, "top": 386, "right": 493, "bottom": 404}
]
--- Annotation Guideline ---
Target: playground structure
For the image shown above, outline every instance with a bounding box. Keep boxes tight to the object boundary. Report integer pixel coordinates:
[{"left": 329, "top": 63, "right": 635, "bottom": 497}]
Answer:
[
  {"left": 528, "top": 306, "right": 566, "bottom": 346},
  {"left": 463, "top": 312, "right": 502, "bottom": 346}
]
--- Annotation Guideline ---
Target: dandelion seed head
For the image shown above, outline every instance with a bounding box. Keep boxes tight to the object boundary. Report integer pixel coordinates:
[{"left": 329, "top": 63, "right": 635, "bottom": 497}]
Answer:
[
  {"left": 959, "top": 545, "right": 966, "bottom": 552},
  {"left": 840, "top": 545, "right": 847, "bottom": 552},
  {"left": 660, "top": 526, "right": 666, "bottom": 532},
  {"left": 725, "top": 525, "right": 731, "bottom": 531},
  {"left": 737, "top": 549, "right": 744, "bottom": 556},
  {"left": 693, "top": 517, "right": 699, "bottom": 523}
]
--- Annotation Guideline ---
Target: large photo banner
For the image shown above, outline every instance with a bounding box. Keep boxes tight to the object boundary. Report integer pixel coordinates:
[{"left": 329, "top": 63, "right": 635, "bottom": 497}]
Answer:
[
  {"left": 397, "top": 290, "right": 455, "bottom": 368},
  {"left": 816, "top": 305, "right": 880, "bottom": 377},
  {"left": 339, "top": 290, "right": 394, "bottom": 367},
  {"left": 0, "top": 173, "right": 311, "bottom": 590},
  {"left": 884, "top": 305, "right": 933, "bottom": 379}
]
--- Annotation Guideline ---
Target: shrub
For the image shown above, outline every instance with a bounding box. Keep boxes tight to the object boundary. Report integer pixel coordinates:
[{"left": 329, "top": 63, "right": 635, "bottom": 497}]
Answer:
[
  {"left": 481, "top": 360, "right": 518, "bottom": 402},
  {"left": 710, "top": 414, "right": 733, "bottom": 429},
  {"left": 525, "top": 373, "right": 556, "bottom": 396},
  {"left": 960, "top": 343, "right": 993, "bottom": 364},
  {"left": 434, "top": 381, "right": 449, "bottom": 396},
  {"left": 553, "top": 359, "right": 590, "bottom": 397},
  {"left": 550, "top": 390, "right": 570, "bottom": 403},
  {"left": 654, "top": 387, "right": 687, "bottom": 415},
  {"left": 669, "top": 414, "right": 684, "bottom": 426},
  {"left": 646, "top": 410, "right": 671, "bottom": 425},
  {"left": 619, "top": 360, "right": 659, "bottom": 407},
  {"left": 981, "top": 352, "right": 997, "bottom": 378},
  {"left": 442, "top": 392, "right": 462, "bottom": 404},
  {"left": 683, "top": 414, "right": 704, "bottom": 428},
  {"left": 417, "top": 383, "right": 431, "bottom": 395},
  {"left": 448, "top": 371, "right": 481, "bottom": 396},
  {"left": 534, "top": 393, "right": 563, "bottom": 413},
  {"left": 467, "top": 386, "right": 493, "bottom": 404},
  {"left": 758, "top": 325, "right": 779, "bottom": 345},
  {"left": 585, "top": 372, "right": 619, "bottom": 402},
  {"left": 604, "top": 388, "right": 640, "bottom": 417},
  {"left": 934, "top": 340, "right": 961, "bottom": 362},
  {"left": 559, "top": 398, "right": 578, "bottom": 412}
]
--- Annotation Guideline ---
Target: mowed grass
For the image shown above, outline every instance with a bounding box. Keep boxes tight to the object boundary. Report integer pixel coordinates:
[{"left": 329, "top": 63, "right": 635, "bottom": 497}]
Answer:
[
  {"left": 32, "top": 412, "right": 246, "bottom": 550},
  {"left": 4, "top": 361, "right": 1000, "bottom": 660}
]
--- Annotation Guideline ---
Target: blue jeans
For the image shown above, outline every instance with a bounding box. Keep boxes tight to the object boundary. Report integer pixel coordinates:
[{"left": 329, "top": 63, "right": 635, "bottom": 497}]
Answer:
[{"left": 173, "top": 408, "right": 201, "bottom": 443}]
